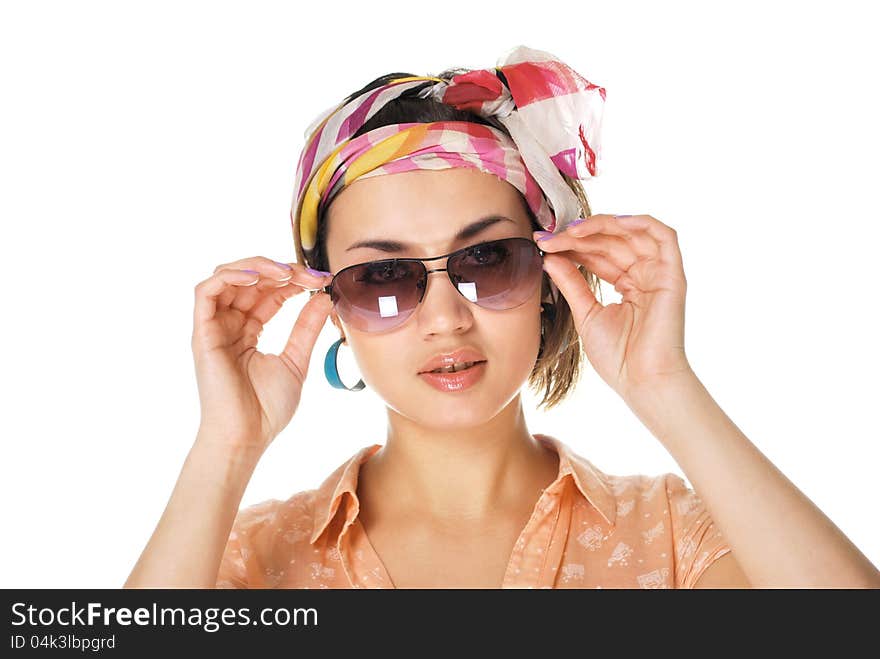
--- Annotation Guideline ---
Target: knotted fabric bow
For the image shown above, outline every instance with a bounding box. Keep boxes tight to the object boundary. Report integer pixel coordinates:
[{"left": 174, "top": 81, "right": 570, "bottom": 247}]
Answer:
[{"left": 291, "top": 45, "right": 606, "bottom": 270}]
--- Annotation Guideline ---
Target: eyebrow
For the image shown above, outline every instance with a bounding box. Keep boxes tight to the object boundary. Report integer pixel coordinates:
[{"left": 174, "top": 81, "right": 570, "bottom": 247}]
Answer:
[{"left": 345, "top": 215, "right": 515, "bottom": 253}]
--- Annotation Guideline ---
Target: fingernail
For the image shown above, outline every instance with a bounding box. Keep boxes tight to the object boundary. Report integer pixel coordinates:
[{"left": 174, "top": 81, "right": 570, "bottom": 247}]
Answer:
[
  {"left": 535, "top": 231, "right": 554, "bottom": 242},
  {"left": 243, "top": 269, "right": 259, "bottom": 275},
  {"left": 568, "top": 218, "right": 586, "bottom": 228},
  {"left": 306, "top": 267, "right": 333, "bottom": 277},
  {"left": 273, "top": 261, "right": 293, "bottom": 270}
]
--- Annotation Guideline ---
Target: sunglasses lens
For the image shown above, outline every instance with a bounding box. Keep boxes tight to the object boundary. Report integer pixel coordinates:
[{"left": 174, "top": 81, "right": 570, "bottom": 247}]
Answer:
[
  {"left": 329, "top": 238, "right": 543, "bottom": 333},
  {"left": 330, "top": 260, "right": 425, "bottom": 332},
  {"left": 449, "top": 238, "right": 543, "bottom": 310}
]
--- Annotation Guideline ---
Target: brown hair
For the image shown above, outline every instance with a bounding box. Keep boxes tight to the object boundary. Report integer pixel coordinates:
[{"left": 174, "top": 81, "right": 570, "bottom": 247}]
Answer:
[{"left": 307, "top": 69, "right": 603, "bottom": 411}]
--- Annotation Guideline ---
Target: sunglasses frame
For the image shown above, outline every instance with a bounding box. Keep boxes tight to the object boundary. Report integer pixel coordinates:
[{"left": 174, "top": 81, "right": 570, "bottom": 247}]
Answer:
[{"left": 321, "top": 237, "right": 547, "bottom": 310}]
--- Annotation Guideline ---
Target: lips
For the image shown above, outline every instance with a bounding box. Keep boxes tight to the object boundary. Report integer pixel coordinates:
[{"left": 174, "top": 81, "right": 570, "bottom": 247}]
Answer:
[
  {"left": 417, "top": 347, "right": 488, "bottom": 374},
  {"left": 418, "top": 360, "right": 488, "bottom": 392},
  {"left": 424, "top": 361, "right": 482, "bottom": 374}
]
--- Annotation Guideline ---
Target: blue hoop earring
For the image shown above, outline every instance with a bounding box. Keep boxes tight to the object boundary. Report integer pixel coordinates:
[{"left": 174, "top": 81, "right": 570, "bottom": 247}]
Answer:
[{"left": 324, "top": 337, "right": 366, "bottom": 391}]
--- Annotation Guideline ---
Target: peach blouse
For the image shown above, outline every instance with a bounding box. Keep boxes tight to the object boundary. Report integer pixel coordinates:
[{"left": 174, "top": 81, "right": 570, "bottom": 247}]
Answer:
[{"left": 216, "top": 434, "right": 731, "bottom": 589}]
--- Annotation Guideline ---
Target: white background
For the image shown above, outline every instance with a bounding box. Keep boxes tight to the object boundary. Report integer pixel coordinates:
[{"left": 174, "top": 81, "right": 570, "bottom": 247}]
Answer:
[{"left": 1, "top": 0, "right": 877, "bottom": 588}]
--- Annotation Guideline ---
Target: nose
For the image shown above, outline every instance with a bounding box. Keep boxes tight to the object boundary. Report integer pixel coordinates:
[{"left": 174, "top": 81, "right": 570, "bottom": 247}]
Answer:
[
  {"left": 421, "top": 259, "right": 478, "bottom": 303},
  {"left": 416, "top": 261, "right": 476, "bottom": 333}
]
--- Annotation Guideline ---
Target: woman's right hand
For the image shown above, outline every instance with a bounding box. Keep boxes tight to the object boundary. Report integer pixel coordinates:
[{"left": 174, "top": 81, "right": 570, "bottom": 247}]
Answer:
[{"left": 191, "top": 257, "right": 334, "bottom": 455}]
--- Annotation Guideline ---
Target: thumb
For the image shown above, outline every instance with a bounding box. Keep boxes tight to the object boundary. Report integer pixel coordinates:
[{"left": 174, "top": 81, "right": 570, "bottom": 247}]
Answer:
[
  {"left": 279, "top": 291, "right": 334, "bottom": 381},
  {"left": 542, "top": 253, "right": 601, "bottom": 330}
]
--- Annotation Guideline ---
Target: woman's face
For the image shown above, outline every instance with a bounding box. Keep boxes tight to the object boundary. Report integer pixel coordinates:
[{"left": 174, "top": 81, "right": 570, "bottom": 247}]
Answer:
[{"left": 324, "top": 167, "right": 543, "bottom": 429}]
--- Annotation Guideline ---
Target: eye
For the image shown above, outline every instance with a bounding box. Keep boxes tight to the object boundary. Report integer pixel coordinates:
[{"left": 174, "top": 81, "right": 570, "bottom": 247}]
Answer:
[
  {"left": 463, "top": 241, "right": 509, "bottom": 266},
  {"left": 355, "top": 260, "right": 415, "bottom": 285}
]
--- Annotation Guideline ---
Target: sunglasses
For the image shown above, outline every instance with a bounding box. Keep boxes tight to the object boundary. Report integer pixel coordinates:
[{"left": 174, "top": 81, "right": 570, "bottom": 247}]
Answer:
[{"left": 322, "top": 236, "right": 547, "bottom": 333}]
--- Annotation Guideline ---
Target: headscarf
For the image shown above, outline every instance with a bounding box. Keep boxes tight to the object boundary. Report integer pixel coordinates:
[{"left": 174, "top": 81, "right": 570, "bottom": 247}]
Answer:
[{"left": 290, "top": 45, "right": 606, "bottom": 270}]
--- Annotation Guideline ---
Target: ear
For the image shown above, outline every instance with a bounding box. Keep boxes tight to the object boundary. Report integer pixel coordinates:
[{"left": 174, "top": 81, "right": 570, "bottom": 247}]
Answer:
[
  {"left": 328, "top": 307, "right": 345, "bottom": 339},
  {"left": 310, "top": 289, "right": 345, "bottom": 338}
]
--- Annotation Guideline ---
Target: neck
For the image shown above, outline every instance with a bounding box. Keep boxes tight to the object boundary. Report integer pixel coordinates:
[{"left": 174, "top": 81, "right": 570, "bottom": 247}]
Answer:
[{"left": 358, "top": 395, "right": 560, "bottom": 525}]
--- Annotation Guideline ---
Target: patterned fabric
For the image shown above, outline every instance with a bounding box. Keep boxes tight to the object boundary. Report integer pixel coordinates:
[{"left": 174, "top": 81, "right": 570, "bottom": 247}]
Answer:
[
  {"left": 290, "top": 45, "right": 607, "bottom": 270},
  {"left": 216, "top": 434, "right": 732, "bottom": 589}
]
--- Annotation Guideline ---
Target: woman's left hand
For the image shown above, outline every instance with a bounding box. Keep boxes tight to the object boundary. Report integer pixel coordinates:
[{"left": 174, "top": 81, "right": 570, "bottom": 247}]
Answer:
[{"left": 534, "top": 213, "right": 694, "bottom": 401}]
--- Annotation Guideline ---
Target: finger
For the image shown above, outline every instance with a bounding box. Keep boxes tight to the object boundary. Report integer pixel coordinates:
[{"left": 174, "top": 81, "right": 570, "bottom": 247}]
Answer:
[
  {"left": 607, "top": 214, "right": 683, "bottom": 265},
  {"left": 555, "top": 248, "right": 626, "bottom": 288},
  {"left": 277, "top": 291, "right": 335, "bottom": 383},
  {"left": 230, "top": 265, "right": 332, "bottom": 316},
  {"left": 213, "top": 257, "right": 293, "bottom": 309},
  {"left": 218, "top": 259, "right": 328, "bottom": 312},
  {"left": 539, "top": 231, "right": 646, "bottom": 276},
  {"left": 193, "top": 267, "right": 264, "bottom": 328},
  {"left": 224, "top": 273, "right": 294, "bottom": 312},
  {"left": 248, "top": 271, "right": 333, "bottom": 326},
  {"left": 212, "top": 256, "right": 295, "bottom": 278},
  {"left": 535, "top": 216, "right": 659, "bottom": 265},
  {"left": 575, "top": 215, "right": 661, "bottom": 262},
  {"left": 541, "top": 253, "right": 602, "bottom": 334}
]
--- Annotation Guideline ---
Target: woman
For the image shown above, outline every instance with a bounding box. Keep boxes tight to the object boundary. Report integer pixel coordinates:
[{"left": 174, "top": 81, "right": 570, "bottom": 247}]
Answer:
[{"left": 124, "top": 46, "right": 880, "bottom": 589}]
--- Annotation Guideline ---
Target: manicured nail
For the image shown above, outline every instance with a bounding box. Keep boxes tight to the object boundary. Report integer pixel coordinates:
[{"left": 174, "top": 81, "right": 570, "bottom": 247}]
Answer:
[
  {"left": 242, "top": 269, "right": 259, "bottom": 275},
  {"left": 535, "top": 231, "right": 554, "bottom": 241},
  {"left": 273, "top": 261, "right": 293, "bottom": 269},
  {"left": 568, "top": 218, "right": 586, "bottom": 228},
  {"left": 306, "top": 267, "right": 333, "bottom": 277}
]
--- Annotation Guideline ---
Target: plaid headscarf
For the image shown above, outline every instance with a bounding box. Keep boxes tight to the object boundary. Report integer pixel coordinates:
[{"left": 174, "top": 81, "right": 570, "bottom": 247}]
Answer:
[{"left": 291, "top": 45, "right": 606, "bottom": 269}]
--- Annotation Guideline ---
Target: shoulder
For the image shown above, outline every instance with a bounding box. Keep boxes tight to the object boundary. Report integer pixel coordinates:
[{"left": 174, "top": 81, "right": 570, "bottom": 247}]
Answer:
[
  {"left": 600, "top": 467, "right": 703, "bottom": 516},
  {"left": 562, "top": 449, "right": 705, "bottom": 531},
  {"left": 565, "top": 446, "right": 669, "bottom": 502},
  {"left": 230, "top": 443, "right": 379, "bottom": 546},
  {"left": 660, "top": 472, "right": 708, "bottom": 519},
  {"left": 232, "top": 488, "right": 320, "bottom": 541}
]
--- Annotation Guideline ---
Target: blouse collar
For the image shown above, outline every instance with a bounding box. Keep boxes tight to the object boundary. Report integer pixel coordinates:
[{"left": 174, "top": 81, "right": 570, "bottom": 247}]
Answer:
[{"left": 309, "top": 433, "right": 617, "bottom": 545}]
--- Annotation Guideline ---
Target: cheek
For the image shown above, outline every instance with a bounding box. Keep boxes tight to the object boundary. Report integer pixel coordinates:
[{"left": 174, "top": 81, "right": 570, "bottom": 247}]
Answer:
[
  {"left": 479, "top": 309, "right": 543, "bottom": 366},
  {"left": 520, "top": 313, "right": 544, "bottom": 348},
  {"left": 348, "top": 336, "right": 410, "bottom": 381}
]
